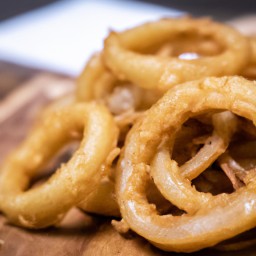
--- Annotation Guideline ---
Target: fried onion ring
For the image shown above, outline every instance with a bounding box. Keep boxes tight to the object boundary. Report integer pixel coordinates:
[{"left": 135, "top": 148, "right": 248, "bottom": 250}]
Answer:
[
  {"left": 76, "top": 53, "right": 116, "bottom": 102},
  {"left": 76, "top": 53, "right": 162, "bottom": 114},
  {"left": 0, "top": 103, "right": 118, "bottom": 228},
  {"left": 241, "top": 37, "right": 256, "bottom": 79},
  {"left": 104, "top": 17, "right": 250, "bottom": 91},
  {"left": 78, "top": 148, "right": 121, "bottom": 217},
  {"left": 180, "top": 111, "right": 237, "bottom": 180},
  {"left": 117, "top": 76, "right": 256, "bottom": 252}
]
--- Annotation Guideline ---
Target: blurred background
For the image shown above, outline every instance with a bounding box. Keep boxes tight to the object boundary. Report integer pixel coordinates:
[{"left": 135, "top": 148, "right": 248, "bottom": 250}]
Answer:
[{"left": 0, "top": 0, "right": 255, "bottom": 76}]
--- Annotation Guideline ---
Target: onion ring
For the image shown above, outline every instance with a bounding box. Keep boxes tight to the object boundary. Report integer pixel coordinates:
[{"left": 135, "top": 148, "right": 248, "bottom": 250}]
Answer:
[
  {"left": 241, "top": 37, "right": 256, "bottom": 79},
  {"left": 79, "top": 173, "right": 120, "bottom": 217},
  {"left": 78, "top": 148, "right": 121, "bottom": 217},
  {"left": 76, "top": 53, "right": 116, "bottom": 102},
  {"left": 104, "top": 17, "right": 250, "bottom": 91},
  {"left": 117, "top": 76, "right": 256, "bottom": 252},
  {"left": 76, "top": 53, "right": 162, "bottom": 114},
  {"left": 0, "top": 103, "right": 118, "bottom": 228},
  {"left": 180, "top": 111, "right": 237, "bottom": 180},
  {"left": 218, "top": 153, "right": 245, "bottom": 190}
]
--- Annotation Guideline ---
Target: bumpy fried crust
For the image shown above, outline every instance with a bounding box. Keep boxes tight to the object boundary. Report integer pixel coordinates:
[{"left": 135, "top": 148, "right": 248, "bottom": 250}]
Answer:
[
  {"left": 0, "top": 103, "right": 118, "bottom": 228},
  {"left": 77, "top": 53, "right": 162, "bottom": 114},
  {"left": 117, "top": 77, "right": 256, "bottom": 252},
  {"left": 104, "top": 17, "right": 250, "bottom": 91}
]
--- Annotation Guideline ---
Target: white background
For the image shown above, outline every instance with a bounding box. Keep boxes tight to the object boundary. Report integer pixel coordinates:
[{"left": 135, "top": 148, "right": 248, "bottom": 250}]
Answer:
[{"left": 0, "top": 0, "right": 183, "bottom": 75}]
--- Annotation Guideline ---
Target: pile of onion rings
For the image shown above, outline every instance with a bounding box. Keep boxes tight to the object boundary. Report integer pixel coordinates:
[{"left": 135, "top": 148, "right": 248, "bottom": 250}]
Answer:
[{"left": 0, "top": 16, "right": 256, "bottom": 253}]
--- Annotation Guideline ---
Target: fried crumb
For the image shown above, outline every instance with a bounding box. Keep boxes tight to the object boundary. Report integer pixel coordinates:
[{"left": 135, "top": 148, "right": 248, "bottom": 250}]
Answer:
[{"left": 112, "top": 219, "right": 130, "bottom": 234}]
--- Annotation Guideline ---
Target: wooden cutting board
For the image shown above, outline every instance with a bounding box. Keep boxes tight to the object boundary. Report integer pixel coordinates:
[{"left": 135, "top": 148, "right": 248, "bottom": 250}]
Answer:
[{"left": 1, "top": 15, "right": 256, "bottom": 253}]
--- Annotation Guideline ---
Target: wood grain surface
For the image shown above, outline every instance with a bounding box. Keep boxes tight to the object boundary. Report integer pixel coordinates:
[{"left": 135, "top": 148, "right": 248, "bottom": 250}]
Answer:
[{"left": 0, "top": 61, "right": 256, "bottom": 256}]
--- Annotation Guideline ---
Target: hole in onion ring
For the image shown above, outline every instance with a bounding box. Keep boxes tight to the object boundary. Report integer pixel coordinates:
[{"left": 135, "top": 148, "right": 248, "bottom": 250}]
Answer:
[
  {"left": 146, "top": 178, "right": 183, "bottom": 216},
  {"left": 192, "top": 168, "right": 234, "bottom": 195},
  {"left": 29, "top": 142, "right": 79, "bottom": 189},
  {"left": 133, "top": 31, "right": 225, "bottom": 58}
]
